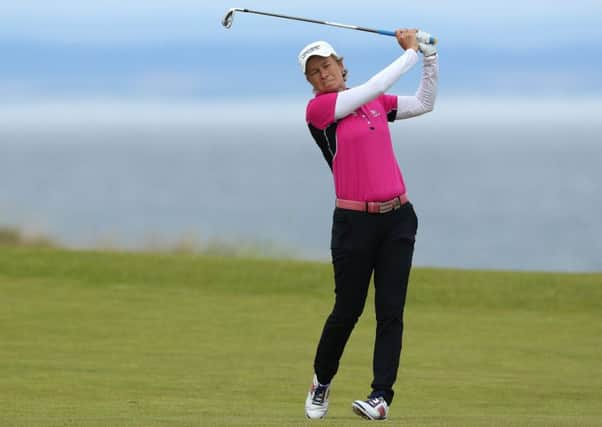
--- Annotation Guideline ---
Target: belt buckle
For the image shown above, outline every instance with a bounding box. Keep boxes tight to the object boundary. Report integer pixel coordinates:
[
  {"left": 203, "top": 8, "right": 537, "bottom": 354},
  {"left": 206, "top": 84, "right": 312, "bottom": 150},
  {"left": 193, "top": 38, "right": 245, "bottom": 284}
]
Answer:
[
  {"left": 379, "top": 197, "right": 401, "bottom": 213},
  {"left": 379, "top": 201, "right": 393, "bottom": 213}
]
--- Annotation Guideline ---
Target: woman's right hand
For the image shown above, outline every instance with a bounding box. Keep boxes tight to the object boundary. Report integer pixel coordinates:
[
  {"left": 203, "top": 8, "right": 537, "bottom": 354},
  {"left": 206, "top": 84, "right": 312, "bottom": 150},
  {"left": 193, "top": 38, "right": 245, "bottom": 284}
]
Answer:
[{"left": 395, "top": 29, "right": 419, "bottom": 52}]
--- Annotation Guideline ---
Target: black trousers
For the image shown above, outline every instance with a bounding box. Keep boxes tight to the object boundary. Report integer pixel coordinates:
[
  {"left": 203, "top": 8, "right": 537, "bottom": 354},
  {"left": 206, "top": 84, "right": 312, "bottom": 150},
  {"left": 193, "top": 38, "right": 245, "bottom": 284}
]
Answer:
[{"left": 313, "top": 202, "right": 418, "bottom": 405}]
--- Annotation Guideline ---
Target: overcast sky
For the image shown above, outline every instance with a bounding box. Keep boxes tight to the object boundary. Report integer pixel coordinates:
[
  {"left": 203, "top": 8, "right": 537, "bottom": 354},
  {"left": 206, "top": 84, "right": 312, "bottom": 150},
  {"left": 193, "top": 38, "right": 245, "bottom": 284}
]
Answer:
[
  {"left": 2, "top": 1, "right": 601, "bottom": 44},
  {"left": 1, "top": 1, "right": 601, "bottom": 101}
]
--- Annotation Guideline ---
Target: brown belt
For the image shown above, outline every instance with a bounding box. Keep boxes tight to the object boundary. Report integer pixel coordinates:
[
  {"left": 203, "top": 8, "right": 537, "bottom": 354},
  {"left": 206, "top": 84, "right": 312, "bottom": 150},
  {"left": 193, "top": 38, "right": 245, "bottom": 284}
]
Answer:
[{"left": 335, "top": 194, "right": 409, "bottom": 214}]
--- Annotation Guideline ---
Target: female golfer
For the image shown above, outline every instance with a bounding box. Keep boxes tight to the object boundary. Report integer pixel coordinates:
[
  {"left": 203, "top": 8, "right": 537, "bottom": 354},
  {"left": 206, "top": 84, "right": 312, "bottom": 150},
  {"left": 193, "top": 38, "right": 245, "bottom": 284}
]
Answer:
[{"left": 301, "top": 29, "right": 438, "bottom": 420}]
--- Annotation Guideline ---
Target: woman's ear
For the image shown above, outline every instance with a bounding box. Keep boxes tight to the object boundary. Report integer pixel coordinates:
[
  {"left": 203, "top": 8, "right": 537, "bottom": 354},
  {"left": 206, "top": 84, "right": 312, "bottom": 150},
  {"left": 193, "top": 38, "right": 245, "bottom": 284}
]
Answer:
[{"left": 337, "top": 58, "right": 348, "bottom": 81}]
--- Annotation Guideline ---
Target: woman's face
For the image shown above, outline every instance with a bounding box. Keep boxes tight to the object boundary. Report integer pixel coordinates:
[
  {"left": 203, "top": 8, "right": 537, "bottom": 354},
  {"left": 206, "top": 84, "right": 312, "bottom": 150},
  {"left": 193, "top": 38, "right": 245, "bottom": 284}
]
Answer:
[{"left": 305, "top": 55, "right": 346, "bottom": 93}]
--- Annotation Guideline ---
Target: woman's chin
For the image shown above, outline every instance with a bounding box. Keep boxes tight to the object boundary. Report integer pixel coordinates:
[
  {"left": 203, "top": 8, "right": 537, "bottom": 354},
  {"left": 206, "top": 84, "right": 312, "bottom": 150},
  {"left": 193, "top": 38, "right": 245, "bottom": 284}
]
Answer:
[{"left": 322, "top": 84, "right": 342, "bottom": 93}]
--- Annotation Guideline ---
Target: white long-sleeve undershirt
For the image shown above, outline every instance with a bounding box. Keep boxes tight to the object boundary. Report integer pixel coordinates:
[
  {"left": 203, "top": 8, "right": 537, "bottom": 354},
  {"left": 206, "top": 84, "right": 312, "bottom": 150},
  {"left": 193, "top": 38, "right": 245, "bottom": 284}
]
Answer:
[
  {"left": 334, "top": 49, "right": 438, "bottom": 121},
  {"left": 395, "top": 54, "right": 438, "bottom": 119}
]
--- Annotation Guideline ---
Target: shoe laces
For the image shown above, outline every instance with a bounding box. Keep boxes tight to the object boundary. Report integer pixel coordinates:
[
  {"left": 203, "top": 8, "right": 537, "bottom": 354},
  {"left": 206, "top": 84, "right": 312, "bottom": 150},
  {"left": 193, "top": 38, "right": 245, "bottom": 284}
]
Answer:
[
  {"left": 368, "top": 396, "right": 384, "bottom": 407},
  {"left": 312, "top": 384, "right": 328, "bottom": 405}
]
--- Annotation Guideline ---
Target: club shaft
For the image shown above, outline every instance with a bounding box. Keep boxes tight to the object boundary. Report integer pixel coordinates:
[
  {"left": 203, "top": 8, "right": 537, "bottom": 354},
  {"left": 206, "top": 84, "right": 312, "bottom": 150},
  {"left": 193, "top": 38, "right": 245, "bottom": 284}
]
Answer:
[{"left": 239, "top": 8, "right": 394, "bottom": 37}]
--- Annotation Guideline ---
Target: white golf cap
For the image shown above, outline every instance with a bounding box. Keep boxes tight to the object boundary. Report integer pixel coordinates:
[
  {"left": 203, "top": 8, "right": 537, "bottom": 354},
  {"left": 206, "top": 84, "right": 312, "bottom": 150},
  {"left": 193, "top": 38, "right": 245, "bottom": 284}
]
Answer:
[{"left": 298, "top": 40, "right": 338, "bottom": 73}]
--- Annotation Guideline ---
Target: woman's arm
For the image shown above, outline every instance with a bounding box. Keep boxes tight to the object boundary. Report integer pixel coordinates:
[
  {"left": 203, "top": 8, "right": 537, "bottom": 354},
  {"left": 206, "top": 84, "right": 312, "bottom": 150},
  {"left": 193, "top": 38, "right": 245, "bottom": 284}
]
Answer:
[
  {"left": 334, "top": 49, "right": 418, "bottom": 120},
  {"left": 395, "top": 53, "right": 438, "bottom": 119}
]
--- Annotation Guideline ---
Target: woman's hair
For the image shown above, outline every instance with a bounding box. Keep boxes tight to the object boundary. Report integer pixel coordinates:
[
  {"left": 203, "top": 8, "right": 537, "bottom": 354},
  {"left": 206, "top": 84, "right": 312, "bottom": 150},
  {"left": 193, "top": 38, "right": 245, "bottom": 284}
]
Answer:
[{"left": 334, "top": 55, "right": 348, "bottom": 81}]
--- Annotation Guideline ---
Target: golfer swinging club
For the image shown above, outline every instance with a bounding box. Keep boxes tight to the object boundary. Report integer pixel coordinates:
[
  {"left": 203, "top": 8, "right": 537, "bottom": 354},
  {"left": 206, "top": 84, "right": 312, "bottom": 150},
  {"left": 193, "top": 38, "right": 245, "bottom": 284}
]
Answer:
[{"left": 301, "top": 29, "right": 438, "bottom": 420}]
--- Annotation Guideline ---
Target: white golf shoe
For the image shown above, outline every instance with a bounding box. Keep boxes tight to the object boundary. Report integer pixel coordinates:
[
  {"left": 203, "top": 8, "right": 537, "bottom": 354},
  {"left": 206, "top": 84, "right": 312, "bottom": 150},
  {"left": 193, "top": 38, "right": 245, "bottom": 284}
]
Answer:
[
  {"left": 352, "top": 396, "right": 389, "bottom": 420},
  {"left": 305, "top": 374, "right": 330, "bottom": 419}
]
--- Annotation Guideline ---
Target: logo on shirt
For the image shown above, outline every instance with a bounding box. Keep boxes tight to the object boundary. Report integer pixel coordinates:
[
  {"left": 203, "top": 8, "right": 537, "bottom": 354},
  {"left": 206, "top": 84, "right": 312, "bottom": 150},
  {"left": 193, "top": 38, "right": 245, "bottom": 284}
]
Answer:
[{"left": 369, "top": 109, "right": 381, "bottom": 118}]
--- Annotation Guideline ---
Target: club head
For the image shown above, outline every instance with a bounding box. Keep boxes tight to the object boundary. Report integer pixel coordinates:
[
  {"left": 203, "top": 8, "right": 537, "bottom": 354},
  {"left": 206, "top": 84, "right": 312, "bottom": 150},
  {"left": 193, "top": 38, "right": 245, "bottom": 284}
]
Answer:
[{"left": 221, "top": 8, "right": 238, "bottom": 29}]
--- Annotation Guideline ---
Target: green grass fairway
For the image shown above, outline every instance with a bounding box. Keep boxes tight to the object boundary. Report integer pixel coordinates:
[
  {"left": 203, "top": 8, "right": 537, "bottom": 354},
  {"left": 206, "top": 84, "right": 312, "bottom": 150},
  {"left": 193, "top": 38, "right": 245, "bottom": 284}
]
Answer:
[{"left": 1, "top": 247, "right": 601, "bottom": 426}]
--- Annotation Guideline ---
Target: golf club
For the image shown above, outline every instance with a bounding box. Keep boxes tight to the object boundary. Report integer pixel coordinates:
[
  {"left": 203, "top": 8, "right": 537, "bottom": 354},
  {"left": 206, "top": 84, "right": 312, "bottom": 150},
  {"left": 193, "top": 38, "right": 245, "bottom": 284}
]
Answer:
[{"left": 222, "top": 8, "right": 437, "bottom": 45}]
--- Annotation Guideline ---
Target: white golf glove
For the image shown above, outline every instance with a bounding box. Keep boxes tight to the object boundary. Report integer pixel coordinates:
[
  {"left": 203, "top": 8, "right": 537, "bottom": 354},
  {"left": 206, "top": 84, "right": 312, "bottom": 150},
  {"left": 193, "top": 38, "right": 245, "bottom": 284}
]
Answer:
[
  {"left": 419, "top": 42, "right": 437, "bottom": 57},
  {"left": 417, "top": 30, "right": 437, "bottom": 57}
]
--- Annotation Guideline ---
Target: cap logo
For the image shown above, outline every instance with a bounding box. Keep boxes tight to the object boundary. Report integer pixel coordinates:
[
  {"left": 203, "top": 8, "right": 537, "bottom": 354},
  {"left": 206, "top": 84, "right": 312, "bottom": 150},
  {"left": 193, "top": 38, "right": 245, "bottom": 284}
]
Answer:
[
  {"left": 301, "top": 45, "right": 323, "bottom": 61},
  {"left": 299, "top": 41, "right": 336, "bottom": 72}
]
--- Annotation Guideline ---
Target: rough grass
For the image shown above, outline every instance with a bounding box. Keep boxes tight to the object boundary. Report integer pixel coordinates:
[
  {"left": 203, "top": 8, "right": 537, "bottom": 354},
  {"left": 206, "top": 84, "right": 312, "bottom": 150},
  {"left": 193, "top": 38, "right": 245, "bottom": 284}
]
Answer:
[
  {"left": 0, "top": 225, "right": 293, "bottom": 258},
  {"left": 0, "top": 226, "right": 57, "bottom": 248},
  {"left": 1, "top": 247, "right": 601, "bottom": 426}
]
